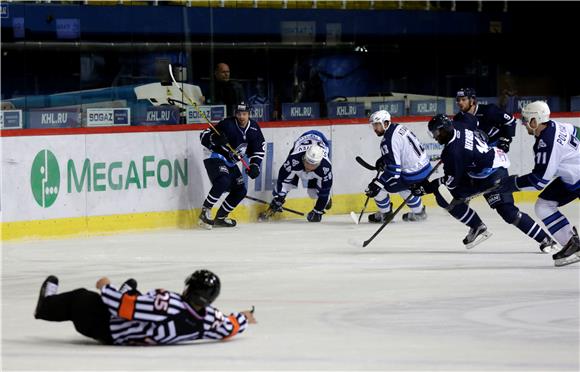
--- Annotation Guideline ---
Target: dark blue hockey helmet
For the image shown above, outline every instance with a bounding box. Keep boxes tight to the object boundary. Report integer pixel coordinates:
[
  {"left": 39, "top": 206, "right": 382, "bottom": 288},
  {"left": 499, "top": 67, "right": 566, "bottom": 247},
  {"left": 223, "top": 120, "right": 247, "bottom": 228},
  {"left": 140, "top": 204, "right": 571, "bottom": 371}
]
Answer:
[
  {"left": 428, "top": 114, "right": 454, "bottom": 144},
  {"left": 456, "top": 87, "right": 476, "bottom": 101},
  {"left": 183, "top": 270, "right": 221, "bottom": 308},
  {"left": 235, "top": 102, "right": 251, "bottom": 113}
]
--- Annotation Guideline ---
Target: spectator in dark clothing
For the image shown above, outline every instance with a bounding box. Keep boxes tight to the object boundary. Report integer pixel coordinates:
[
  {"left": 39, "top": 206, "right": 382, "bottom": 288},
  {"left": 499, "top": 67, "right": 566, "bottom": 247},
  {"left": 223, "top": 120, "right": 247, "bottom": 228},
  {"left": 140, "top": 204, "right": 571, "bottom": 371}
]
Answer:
[{"left": 213, "top": 63, "right": 246, "bottom": 115}]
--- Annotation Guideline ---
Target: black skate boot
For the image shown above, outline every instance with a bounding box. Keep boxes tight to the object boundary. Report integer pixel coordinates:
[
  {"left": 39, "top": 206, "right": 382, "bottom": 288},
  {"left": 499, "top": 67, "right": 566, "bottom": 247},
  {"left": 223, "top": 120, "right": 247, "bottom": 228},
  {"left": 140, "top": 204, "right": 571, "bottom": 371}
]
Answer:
[
  {"left": 214, "top": 216, "right": 237, "bottom": 227},
  {"left": 119, "top": 278, "right": 138, "bottom": 294},
  {"left": 198, "top": 207, "right": 214, "bottom": 230},
  {"left": 539, "top": 236, "right": 558, "bottom": 254},
  {"left": 463, "top": 223, "right": 492, "bottom": 249},
  {"left": 553, "top": 227, "right": 580, "bottom": 267},
  {"left": 34, "top": 275, "right": 59, "bottom": 319},
  {"left": 402, "top": 206, "right": 427, "bottom": 222},
  {"left": 368, "top": 211, "right": 394, "bottom": 224}
]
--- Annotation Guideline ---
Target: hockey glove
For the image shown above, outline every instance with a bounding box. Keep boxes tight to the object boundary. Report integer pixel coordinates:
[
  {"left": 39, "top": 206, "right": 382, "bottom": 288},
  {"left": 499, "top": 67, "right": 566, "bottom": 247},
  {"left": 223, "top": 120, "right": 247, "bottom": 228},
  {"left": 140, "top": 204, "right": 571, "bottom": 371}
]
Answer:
[
  {"left": 211, "top": 132, "right": 228, "bottom": 148},
  {"left": 365, "top": 180, "right": 383, "bottom": 198},
  {"left": 307, "top": 209, "right": 324, "bottom": 223},
  {"left": 246, "top": 163, "right": 260, "bottom": 179},
  {"left": 410, "top": 179, "right": 439, "bottom": 196},
  {"left": 374, "top": 157, "right": 386, "bottom": 172},
  {"left": 497, "top": 137, "right": 512, "bottom": 153},
  {"left": 269, "top": 195, "right": 286, "bottom": 212}
]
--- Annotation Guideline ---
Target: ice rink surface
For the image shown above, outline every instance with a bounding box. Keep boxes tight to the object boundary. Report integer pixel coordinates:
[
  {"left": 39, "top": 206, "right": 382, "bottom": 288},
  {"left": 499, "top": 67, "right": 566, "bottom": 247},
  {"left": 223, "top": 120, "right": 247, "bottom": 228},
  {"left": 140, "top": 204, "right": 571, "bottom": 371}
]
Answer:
[{"left": 2, "top": 202, "right": 579, "bottom": 371}]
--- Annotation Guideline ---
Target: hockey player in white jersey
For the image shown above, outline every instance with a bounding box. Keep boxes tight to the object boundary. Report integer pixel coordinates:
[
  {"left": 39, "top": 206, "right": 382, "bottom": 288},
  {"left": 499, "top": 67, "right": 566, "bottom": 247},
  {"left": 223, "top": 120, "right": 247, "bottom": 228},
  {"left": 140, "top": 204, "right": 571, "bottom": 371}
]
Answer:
[
  {"left": 498, "top": 101, "right": 580, "bottom": 266},
  {"left": 267, "top": 130, "right": 333, "bottom": 222},
  {"left": 364, "top": 110, "right": 430, "bottom": 223}
]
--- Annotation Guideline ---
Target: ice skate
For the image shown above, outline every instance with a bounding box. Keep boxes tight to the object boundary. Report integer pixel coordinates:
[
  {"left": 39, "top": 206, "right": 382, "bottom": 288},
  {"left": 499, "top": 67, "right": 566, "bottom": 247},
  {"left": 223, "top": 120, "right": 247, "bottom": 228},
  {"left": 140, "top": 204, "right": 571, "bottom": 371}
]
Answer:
[
  {"left": 402, "top": 206, "right": 427, "bottom": 222},
  {"left": 119, "top": 278, "right": 138, "bottom": 293},
  {"left": 34, "top": 275, "right": 59, "bottom": 319},
  {"left": 539, "top": 236, "right": 558, "bottom": 254},
  {"left": 553, "top": 227, "right": 580, "bottom": 267},
  {"left": 463, "top": 223, "right": 492, "bottom": 249},
  {"left": 198, "top": 207, "right": 214, "bottom": 230},
  {"left": 368, "top": 211, "right": 394, "bottom": 224},
  {"left": 214, "top": 216, "right": 237, "bottom": 227}
]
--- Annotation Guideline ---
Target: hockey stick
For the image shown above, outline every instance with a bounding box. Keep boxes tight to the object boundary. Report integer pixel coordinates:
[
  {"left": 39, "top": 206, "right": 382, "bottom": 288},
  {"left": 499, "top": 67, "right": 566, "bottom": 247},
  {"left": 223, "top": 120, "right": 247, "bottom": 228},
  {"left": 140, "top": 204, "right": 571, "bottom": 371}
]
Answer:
[
  {"left": 445, "top": 179, "right": 502, "bottom": 211},
  {"left": 355, "top": 156, "right": 377, "bottom": 171},
  {"left": 356, "top": 154, "right": 441, "bottom": 172},
  {"left": 244, "top": 195, "right": 305, "bottom": 216},
  {"left": 361, "top": 160, "right": 443, "bottom": 248},
  {"left": 168, "top": 64, "right": 250, "bottom": 171},
  {"left": 350, "top": 168, "right": 381, "bottom": 224}
]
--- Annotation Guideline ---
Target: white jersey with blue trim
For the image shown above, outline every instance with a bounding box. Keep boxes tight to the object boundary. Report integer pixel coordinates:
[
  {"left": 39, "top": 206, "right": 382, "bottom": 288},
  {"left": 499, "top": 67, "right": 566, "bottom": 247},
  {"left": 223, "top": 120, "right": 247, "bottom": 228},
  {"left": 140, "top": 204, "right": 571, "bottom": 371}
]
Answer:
[
  {"left": 380, "top": 123, "right": 430, "bottom": 178},
  {"left": 518, "top": 121, "right": 580, "bottom": 190}
]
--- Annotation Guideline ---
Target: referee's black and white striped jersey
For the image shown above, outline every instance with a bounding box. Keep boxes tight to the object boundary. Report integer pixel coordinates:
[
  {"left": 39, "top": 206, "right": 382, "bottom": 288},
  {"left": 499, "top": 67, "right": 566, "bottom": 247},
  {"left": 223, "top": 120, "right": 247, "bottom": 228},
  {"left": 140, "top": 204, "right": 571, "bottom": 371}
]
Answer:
[{"left": 100, "top": 284, "right": 248, "bottom": 345}]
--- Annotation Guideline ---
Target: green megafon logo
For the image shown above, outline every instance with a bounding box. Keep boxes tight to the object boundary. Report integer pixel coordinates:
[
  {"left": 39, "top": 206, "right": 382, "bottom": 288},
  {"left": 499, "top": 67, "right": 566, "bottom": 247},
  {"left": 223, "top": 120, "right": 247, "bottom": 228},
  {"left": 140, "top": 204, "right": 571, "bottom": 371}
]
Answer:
[{"left": 30, "top": 150, "right": 61, "bottom": 208}]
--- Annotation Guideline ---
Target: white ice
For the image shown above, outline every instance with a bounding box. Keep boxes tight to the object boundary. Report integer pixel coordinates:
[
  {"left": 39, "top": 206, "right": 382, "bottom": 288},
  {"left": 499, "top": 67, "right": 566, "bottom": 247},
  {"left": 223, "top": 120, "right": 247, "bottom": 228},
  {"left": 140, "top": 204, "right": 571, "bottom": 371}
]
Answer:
[{"left": 2, "top": 202, "right": 579, "bottom": 371}]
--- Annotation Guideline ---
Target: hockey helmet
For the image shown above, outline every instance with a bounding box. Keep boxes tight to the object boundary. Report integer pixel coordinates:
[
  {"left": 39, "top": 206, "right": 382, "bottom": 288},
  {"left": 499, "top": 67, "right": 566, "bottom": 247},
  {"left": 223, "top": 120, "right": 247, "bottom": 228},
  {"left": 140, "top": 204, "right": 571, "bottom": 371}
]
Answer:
[
  {"left": 303, "top": 144, "right": 325, "bottom": 166},
  {"left": 521, "top": 101, "right": 550, "bottom": 125},
  {"left": 235, "top": 102, "right": 251, "bottom": 113},
  {"left": 183, "top": 270, "right": 221, "bottom": 308},
  {"left": 369, "top": 110, "right": 391, "bottom": 127},
  {"left": 428, "top": 114, "right": 454, "bottom": 144},
  {"left": 456, "top": 87, "right": 477, "bottom": 101}
]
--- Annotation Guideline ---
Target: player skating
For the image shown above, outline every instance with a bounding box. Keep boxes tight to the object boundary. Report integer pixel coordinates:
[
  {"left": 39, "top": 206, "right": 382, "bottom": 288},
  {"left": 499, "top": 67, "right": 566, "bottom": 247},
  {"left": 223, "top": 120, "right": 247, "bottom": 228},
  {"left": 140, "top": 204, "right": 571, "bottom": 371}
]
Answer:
[
  {"left": 198, "top": 103, "right": 265, "bottom": 229},
  {"left": 363, "top": 110, "right": 430, "bottom": 223},
  {"left": 497, "top": 101, "right": 580, "bottom": 266},
  {"left": 411, "top": 114, "right": 557, "bottom": 252}
]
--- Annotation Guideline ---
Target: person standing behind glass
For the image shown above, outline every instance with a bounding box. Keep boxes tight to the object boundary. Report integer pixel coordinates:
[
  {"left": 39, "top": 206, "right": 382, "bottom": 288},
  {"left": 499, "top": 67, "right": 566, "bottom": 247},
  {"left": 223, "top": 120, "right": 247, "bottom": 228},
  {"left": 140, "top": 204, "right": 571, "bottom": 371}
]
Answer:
[{"left": 213, "top": 63, "right": 246, "bottom": 115}]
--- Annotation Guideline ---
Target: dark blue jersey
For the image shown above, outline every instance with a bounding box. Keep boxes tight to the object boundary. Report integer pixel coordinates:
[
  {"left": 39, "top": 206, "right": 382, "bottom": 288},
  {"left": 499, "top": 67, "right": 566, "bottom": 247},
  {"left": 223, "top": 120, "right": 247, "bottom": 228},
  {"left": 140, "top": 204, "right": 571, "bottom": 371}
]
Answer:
[
  {"left": 200, "top": 117, "right": 265, "bottom": 167},
  {"left": 440, "top": 127, "right": 506, "bottom": 191},
  {"left": 453, "top": 103, "right": 516, "bottom": 145}
]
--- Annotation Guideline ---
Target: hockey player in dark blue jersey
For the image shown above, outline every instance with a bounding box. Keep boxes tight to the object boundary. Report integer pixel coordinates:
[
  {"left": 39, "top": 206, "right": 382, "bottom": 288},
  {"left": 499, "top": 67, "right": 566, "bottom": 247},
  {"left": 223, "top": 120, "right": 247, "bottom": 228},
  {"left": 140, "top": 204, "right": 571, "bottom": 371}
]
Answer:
[
  {"left": 411, "top": 114, "right": 556, "bottom": 252},
  {"left": 34, "top": 270, "right": 256, "bottom": 345},
  {"left": 267, "top": 130, "right": 332, "bottom": 222},
  {"left": 454, "top": 88, "right": 516, "bottom": 152},
  {"left": 199, "top": 103, "right": 265, "bottom": 229},
  {"left": 497, "top": 101, "right": 580, "bottom": 266}
]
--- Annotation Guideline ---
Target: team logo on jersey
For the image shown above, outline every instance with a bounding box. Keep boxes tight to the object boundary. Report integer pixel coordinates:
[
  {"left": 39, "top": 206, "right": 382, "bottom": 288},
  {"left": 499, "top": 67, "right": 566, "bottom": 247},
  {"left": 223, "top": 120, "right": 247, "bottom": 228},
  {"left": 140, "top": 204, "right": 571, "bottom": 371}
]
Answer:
[
  {"left": 323, "top": 167, "right": 330, "bottom": 175},
  {"left": 30, "top": 149, "right": 61, "bottom": 208},
  {"left": 538, "top": 139, "right": 547, "bottom": 149},
  {"left": 219, "top": 165, "right": 229, "bottom": 173},
  {"left": 292, "top": 159, "right": 299, "bottom": 168}
]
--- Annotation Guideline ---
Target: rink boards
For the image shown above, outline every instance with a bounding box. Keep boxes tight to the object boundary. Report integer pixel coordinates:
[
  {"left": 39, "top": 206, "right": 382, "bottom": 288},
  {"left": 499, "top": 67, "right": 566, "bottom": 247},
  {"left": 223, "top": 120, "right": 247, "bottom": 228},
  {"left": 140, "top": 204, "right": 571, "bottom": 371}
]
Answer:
[{"left": 1, "top": 115, "right": 579, "bottom": 240}]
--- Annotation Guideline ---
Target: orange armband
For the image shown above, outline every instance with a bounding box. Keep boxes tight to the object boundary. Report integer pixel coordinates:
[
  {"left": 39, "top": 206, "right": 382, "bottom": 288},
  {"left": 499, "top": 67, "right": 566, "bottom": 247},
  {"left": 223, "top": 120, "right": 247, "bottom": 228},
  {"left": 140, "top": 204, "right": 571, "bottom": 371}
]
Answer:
[
  {"left": 223, "top": 315, "right": 240, "bottom": 339},
  {"left": 118, "top": 293, "right": 137, "bottom": 320}
]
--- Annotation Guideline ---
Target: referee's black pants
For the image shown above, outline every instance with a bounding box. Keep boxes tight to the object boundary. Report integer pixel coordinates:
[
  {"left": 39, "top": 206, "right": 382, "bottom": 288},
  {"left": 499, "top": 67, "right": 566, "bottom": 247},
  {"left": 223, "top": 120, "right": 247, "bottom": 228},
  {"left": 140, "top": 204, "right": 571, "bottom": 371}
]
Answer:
[{"left": 35, "top": 288, "right": 113, "bottom": 344}]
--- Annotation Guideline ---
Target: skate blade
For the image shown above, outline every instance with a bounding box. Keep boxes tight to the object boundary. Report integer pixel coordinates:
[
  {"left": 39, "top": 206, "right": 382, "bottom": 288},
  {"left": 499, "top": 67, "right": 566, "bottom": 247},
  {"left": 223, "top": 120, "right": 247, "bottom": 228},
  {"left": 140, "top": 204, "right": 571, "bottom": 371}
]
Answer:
[
  {"left": 554, "top": 253, "right": 580, "bottom": 267},
  {"left": 197, "top": 220, "right": 213, "bottom": 230},
  {"left": 258, "top": 212, "right": 273, "bottom": 222},
  {"left": 541, "top": 245, "right": 560, "bottom": 254},
  {"left": 349, "top": 211, "right": 359, "bottom": 225},
  {"left": 465, "top": 231, "right": 493, "bottom": 249}
]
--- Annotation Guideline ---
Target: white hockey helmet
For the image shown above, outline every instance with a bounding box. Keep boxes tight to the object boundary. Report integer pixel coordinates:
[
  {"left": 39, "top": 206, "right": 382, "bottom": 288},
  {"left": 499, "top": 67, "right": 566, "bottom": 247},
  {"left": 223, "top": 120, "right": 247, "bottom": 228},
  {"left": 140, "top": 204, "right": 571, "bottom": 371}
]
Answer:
[
  {"left": 369, "top": 110, "right": 391, "bottom": 127},
  {"left": 521, "top": 101, "right": 550, "bottom": 125},
  {"left": 303, "top": 144, "right": 325, "bottom": 166}
]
